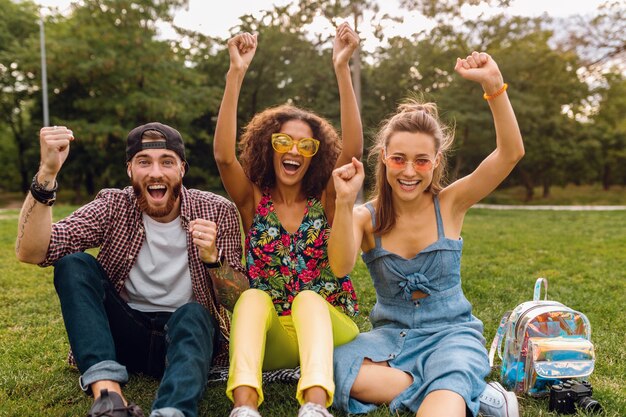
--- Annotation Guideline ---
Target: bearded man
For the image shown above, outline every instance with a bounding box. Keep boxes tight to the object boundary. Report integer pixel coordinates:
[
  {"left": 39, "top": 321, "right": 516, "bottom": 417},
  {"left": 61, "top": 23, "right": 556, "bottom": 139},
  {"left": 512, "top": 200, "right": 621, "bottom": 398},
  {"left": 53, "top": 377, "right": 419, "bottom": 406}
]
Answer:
[{"left": 15, "top": 123, "right": 249, "bottom": 417}]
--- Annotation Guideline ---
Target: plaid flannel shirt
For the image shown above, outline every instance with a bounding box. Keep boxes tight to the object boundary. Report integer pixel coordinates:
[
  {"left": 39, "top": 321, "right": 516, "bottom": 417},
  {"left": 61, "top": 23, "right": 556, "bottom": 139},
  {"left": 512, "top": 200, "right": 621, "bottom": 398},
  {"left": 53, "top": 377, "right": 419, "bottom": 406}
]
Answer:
[{"left": 40, "top": 186, "right": 245, "bottom": 365}]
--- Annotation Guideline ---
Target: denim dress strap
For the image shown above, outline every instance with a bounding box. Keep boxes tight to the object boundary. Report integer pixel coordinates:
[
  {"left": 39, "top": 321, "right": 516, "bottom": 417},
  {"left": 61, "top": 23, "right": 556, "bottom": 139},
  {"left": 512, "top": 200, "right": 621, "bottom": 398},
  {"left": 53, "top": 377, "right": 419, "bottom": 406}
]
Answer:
[
  {"left": 364, "top": 202, "right": 382, "bottom": 248},
  {"left": 433, "top": 195, "right": 445, "bottom": 239}
]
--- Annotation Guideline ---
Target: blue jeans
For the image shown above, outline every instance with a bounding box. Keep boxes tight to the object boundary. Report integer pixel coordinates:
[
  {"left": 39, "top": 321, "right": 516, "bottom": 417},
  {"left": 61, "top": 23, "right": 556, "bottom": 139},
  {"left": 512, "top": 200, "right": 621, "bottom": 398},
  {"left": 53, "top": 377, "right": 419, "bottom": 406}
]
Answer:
[{"left": 53, "top": 252, "right": 217, "bottom": 417}]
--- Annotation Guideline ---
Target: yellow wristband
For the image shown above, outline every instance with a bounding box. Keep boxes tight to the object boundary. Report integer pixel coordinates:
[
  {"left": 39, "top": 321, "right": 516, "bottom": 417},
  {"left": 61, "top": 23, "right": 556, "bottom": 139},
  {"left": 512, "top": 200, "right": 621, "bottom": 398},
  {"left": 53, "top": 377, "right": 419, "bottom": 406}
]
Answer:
[{"left": 483, "top": 83, "right": 508, "bottom": 100}]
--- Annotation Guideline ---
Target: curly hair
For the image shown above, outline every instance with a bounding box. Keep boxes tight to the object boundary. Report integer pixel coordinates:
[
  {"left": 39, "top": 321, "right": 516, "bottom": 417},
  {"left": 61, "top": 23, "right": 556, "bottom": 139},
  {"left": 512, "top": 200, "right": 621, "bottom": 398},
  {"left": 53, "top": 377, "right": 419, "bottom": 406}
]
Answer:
[
  {"left": 368, "top": 99, "right": 454, "bottom": 235},
  {"left": 238, "top": 104, "right": 341, "bottom": 198}
]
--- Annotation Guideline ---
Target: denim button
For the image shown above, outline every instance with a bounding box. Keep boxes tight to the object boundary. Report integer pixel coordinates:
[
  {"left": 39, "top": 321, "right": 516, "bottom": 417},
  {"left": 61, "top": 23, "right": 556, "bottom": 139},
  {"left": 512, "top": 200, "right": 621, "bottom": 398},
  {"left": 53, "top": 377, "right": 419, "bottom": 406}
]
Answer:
[
  {"left": 400, "top": 331, "right": 407, "bottom": 337},
  {"left": 388, "top": 353, "right": 396, "bottom": 359}
]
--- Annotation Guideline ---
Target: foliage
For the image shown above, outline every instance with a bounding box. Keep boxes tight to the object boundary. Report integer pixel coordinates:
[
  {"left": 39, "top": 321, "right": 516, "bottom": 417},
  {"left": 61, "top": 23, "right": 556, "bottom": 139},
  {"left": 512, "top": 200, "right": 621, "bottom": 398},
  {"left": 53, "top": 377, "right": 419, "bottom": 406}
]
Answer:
[
  {"left": 0, "top": 0, "right": 624, "bottom": 199},
  {"left": 564, "top": 0, "right": 626, "bottom": 71},
  {"left": 39, "top": 0, "right": 216, "bottom": 196},
  {"left": 590, "top": 72, "right": 626, "bottom": 189},
  {"left": 397, "top": 0, "right": 512, "bottom": 18},
  {"left": 0, "top": 0, "right": 40, "bottom": 191}
]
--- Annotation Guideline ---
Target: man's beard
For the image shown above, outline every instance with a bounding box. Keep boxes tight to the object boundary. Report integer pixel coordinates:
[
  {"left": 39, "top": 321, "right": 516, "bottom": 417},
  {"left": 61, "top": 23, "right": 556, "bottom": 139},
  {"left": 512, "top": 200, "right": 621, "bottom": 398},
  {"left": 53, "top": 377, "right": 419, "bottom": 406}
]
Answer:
[{"left": 132, "top": 178, "right": 182, "bottom": 218}]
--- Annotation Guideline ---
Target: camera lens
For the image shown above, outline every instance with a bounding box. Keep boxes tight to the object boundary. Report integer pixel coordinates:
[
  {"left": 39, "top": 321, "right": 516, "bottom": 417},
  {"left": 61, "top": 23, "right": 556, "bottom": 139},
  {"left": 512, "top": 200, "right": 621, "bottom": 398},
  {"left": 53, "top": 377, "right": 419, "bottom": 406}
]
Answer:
[{"left": 578, "top": 396, "right": 603, "bottom": 413}]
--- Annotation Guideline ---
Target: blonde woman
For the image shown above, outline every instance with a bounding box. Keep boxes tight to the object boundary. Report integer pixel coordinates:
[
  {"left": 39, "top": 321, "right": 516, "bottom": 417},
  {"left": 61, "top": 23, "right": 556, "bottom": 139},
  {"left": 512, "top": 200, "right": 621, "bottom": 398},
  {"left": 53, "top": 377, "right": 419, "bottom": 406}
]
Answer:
[{"left": 328, "top": 51, "right": 524, "bottom": 416}]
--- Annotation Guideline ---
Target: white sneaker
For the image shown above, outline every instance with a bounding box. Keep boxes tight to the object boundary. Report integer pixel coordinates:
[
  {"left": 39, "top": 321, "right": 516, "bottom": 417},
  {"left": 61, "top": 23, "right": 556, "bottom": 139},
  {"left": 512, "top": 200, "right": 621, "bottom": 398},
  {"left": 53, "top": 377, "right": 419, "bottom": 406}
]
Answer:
[
  {"left": 478, "top": 381, "right": 519, "bottom": 417},
  {"left": 297, "top": 402, "right": 333, "bottom": 417},
  {"left": 229, "top": 406, "right": 262, "bottom": 417}
]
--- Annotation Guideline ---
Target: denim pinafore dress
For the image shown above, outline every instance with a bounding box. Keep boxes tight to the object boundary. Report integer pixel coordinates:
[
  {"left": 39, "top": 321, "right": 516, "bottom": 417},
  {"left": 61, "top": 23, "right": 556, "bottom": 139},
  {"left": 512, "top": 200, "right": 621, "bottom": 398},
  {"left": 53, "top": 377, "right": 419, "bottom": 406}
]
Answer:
[{"left": 333, "top": 196, "right": 490, "bottom": 415}]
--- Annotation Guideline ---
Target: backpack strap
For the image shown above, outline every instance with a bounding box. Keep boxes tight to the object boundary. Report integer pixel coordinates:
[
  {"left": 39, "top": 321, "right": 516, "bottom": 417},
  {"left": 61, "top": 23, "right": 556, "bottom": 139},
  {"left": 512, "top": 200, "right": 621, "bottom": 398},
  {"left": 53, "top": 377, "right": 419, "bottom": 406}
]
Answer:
[
  {"left": 534, "top": 277, "right": 548, "bottom": 301},
  {"left": 488, "top": 310, "right": 512, "bottom": 368}
]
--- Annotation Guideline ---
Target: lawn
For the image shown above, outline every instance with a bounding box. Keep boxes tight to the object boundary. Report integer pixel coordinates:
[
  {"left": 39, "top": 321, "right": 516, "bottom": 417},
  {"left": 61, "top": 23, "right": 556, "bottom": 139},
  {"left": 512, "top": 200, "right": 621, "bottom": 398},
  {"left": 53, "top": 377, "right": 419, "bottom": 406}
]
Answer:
[
  {"left": 480, "top": 184, "right": 626, "bottom": 206},
  {"left": 0, "top": 206, "right": 624, "bottom": 416}
]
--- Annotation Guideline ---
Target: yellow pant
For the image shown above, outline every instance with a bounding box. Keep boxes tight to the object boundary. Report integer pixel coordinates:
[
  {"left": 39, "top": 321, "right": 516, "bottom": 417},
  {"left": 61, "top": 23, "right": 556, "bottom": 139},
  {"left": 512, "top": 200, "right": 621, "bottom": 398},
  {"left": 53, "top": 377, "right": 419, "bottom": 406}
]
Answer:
[{"left": 226, "top": 289, "right": 359, "bottom": 407}]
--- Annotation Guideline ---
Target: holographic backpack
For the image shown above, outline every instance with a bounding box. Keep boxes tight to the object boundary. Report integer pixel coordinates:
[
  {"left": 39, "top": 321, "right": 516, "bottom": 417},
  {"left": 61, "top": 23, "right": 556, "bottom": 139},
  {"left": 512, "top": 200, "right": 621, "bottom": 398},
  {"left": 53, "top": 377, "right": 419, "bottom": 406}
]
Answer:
[{"left": 488, "top": 278, "right": 595, "bottom": 396}]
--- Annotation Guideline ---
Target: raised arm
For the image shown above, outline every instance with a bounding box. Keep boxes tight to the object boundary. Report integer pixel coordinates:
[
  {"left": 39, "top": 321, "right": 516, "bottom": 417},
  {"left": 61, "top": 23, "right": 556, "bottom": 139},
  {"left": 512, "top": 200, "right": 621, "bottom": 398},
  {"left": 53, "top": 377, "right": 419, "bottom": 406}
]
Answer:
[
  {"left": 324, "top": 23, "right": 364, "bottom": 220},
  {"left": 213, "top": 33, "right": 258, "bottom": 218},
  {"left": 328, "top": 157, "right": 367, "bottom": 277},
  {"left": 16, "top": 126, "right": 74, "bottom": 264},
  {"left": 446, "top": 51, "right": 525, "bottom": 212},
  {"left": 332, "top": 22, "right": 364, "bottom": 167}
]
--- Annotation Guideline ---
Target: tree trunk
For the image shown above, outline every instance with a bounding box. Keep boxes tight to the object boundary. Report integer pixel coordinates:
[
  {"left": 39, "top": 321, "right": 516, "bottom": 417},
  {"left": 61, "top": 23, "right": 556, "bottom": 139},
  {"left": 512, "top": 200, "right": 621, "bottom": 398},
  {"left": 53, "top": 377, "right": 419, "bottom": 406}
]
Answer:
[
  {"left": 602, "top": 163, "right": 611, "bottom": 190},
  {"left": 519, "top": 168, "right": 534, "bottom": 202},
  {"left": 17, "top": 133, "right": 30, "bottom": 193},
  {"left": 451, "top": 125, "right": 468, "bottom": 181},
  {"left": 86, "top": 171, "right": 95, "bottom": 196},
  {"left": 10, "top": 111, "right": 30, "bottom": 193},
  {"left": 542, "top": 180, "right": 551, "bottom": 199}
]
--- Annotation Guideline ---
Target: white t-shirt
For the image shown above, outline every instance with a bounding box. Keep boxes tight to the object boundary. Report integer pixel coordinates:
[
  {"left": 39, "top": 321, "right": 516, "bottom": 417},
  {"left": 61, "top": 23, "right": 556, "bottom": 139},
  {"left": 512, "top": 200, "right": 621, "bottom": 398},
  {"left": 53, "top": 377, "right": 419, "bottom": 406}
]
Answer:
[{"left": 125, "top": 213, "right": 193, "bottom": 312}]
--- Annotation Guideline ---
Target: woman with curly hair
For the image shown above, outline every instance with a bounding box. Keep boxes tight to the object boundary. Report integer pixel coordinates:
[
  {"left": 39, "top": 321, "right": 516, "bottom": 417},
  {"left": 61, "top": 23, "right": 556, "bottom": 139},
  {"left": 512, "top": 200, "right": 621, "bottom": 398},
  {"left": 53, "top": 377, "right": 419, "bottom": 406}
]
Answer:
[
  {"left": 328, "top": 51, "right": 524, "bottom": 417},
  {"left": 213, "top": 23, "right": 363, "bottom": 417}
]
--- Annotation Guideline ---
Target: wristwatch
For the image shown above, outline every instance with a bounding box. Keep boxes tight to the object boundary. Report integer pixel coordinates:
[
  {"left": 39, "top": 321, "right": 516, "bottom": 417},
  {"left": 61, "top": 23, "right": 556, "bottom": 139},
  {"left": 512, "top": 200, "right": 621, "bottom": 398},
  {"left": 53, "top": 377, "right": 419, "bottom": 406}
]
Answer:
[{"left": 203, "top": 248, "right": 224, "bottom": 269}]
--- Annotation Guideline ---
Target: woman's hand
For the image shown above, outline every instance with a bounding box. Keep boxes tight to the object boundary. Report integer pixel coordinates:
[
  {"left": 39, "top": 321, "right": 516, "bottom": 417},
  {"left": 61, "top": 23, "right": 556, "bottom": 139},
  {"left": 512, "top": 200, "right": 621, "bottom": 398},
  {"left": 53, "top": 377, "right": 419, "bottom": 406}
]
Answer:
[
  {"left": 332, "top": 22, "right": 359, "bottom": 70},
  {"left": 332, "top": 157, "right": 364, "bottom": 205},
  {"left": 227, "top": 32, "right": 258, "bottom": 72},
  {"left": 454, "top": 51, "right": 504, "bottom": 97}
]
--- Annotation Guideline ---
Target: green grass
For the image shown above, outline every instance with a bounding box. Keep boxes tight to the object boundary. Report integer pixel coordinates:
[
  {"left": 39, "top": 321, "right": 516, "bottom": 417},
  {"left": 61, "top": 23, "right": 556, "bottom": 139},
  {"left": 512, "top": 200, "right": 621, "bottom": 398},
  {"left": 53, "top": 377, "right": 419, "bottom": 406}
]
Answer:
[
  {"left": 1, "top": 206, "right": 625, "bottom": 416},
  {"left": 482, "top": 184, "right": 626, "bottom": 205}
]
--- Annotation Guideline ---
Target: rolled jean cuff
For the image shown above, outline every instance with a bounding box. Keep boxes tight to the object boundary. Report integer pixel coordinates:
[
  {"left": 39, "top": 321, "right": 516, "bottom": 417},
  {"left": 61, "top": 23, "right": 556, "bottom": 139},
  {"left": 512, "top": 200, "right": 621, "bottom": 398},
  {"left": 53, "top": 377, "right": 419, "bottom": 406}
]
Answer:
[
  {"left": 150, "top": 407, "right": 185, "bottom": 417},
  {"left": 79, "top": 360, "right": 129, "bottom": 392}
]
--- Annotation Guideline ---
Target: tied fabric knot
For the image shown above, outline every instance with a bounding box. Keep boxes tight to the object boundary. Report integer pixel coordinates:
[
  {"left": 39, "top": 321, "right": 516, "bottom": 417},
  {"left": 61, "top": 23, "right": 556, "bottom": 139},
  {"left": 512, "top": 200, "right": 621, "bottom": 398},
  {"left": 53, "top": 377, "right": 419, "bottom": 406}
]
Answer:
[{"left": 398, "top": 272, "right": 431, "bottom": 301}]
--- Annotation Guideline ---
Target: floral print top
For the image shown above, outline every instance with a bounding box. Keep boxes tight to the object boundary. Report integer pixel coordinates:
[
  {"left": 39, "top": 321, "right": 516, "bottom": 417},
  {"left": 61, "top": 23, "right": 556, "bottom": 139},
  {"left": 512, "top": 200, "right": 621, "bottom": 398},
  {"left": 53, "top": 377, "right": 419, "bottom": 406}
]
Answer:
[{"left": 245, "top": 192, "right": 359, "bottom": 317}]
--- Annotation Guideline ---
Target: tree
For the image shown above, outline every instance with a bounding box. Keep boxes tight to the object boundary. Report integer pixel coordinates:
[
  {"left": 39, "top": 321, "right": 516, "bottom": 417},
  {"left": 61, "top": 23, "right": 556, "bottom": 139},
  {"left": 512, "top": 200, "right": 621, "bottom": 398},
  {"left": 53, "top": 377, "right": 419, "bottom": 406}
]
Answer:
[
  {"left": 194, "top": 6, "right": 345, "bottom": 135},
  {"left": 0, "top": 0, "right": 40, "bottom": 192},
  {"left": 592, "top": 72, "right": 626, "bottom": 189},
  {"left": 564, "top": 1, "right": 626, "bottom": 72},
  {"left": 20, "top": 0, "right": 224, "bottom": 197},
  {"left": 484, "top": 19, "right": 589, "bottom": 200},
  {"left": 398, "top": 0, "right": 511, "bottom": 19}
]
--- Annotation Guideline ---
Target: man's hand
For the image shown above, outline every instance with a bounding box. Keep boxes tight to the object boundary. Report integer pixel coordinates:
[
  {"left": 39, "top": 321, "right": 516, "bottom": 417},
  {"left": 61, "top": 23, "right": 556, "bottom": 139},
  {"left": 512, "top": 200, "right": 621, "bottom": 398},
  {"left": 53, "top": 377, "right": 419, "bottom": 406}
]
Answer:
[
  {"left": 191, "top": 217, "right": 251, "bottom": 311},
  {"left": 39, "top": 126, "right": 74, "bottom": 179},
  {"left": 189, "top": 219, "right": 219, "bottom": 263}
]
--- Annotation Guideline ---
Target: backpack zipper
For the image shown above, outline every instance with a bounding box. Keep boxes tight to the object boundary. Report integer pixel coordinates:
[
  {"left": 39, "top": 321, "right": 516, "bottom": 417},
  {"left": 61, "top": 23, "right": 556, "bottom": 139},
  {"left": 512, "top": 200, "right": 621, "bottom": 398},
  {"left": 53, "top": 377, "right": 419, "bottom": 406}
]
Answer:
[{"left": 513, "top": 302, "right": 567, "bottom": 343}]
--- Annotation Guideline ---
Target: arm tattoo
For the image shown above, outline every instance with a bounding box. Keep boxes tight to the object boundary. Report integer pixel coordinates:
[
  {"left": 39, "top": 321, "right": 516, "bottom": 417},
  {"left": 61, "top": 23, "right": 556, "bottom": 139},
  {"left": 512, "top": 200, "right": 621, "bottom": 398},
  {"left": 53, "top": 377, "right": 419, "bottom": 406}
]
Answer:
[
  {"left": 15, "top": 198, "right": 37, "bottom": 255},
  {"left": 209, "top": 266, "right": 249, "bottom": 311}
]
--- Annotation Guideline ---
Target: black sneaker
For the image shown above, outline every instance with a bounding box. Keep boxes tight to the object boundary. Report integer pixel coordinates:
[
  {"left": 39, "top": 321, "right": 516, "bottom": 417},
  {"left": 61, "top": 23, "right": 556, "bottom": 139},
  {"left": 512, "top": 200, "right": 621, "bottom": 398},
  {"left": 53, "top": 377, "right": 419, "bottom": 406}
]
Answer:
[{"left": 87, "top": 389, "right": 146, "bottom": 417}]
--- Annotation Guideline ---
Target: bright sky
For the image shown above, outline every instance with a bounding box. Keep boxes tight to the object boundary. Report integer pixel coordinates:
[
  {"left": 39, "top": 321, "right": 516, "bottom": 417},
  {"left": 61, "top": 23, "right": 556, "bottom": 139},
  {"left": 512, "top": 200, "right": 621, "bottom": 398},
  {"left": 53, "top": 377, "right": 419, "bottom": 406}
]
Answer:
[{"left": 36, "top": 0, "right": 607, "bottom": 51}]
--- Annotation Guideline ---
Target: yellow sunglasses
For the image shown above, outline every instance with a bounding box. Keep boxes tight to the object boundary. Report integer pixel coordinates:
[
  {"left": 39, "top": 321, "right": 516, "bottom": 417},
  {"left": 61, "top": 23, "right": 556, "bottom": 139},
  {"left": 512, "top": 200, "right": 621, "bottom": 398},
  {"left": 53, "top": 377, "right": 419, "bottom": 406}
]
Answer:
[{"left": 271, "top": 133, "right": 320, "bottom": 157}]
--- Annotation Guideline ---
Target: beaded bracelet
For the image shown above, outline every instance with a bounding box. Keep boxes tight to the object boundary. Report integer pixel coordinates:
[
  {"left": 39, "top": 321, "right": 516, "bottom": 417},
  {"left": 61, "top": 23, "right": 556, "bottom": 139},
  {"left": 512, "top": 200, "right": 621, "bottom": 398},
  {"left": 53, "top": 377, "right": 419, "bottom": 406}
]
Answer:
[{"left": 483, "top": 83, "right": 508, "bottom": 100}]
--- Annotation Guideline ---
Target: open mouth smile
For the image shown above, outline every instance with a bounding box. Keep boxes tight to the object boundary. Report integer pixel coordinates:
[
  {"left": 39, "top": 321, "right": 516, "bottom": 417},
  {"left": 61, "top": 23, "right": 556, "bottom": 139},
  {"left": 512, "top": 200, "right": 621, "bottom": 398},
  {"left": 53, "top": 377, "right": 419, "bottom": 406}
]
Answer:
[
  {"left": 147, "top": 184, "right": 167, "bottom": 200},
  {"left": 282, "top": 159, "right": 302, "bottom": 174},
  {"left": 397, "top": 178, "right": 421, "bottom": 191}
]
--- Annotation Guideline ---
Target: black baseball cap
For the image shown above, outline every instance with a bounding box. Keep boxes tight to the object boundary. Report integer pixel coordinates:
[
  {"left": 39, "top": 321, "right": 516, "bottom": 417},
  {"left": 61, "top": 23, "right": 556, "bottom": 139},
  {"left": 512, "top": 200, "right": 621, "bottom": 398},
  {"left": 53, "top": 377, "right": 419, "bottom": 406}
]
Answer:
[{"left": 126, "top": 122, "right": 187, "bottom": 167}]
